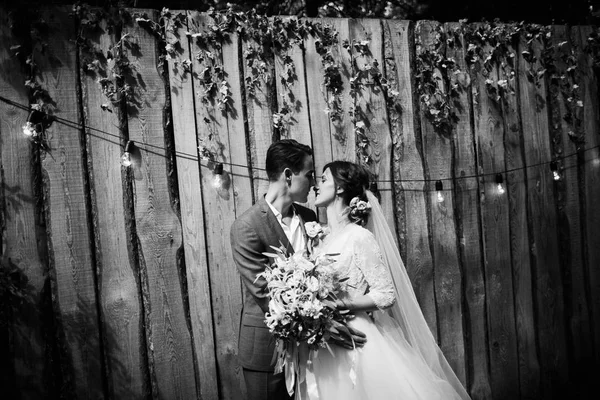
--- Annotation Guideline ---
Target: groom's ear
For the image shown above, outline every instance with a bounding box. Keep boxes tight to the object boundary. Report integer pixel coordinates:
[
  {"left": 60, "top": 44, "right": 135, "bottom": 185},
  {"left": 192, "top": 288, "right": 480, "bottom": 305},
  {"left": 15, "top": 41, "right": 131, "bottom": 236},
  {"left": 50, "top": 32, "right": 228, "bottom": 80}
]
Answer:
[{"left": 284, "top": 168, "right": 293, "bottom": 184}]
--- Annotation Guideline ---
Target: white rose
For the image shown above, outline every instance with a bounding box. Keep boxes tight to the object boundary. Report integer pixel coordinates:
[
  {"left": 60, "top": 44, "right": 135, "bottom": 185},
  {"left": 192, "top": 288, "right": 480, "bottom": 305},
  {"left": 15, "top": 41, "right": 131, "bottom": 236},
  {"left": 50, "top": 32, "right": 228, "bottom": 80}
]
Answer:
[
  {"left": 305, "top": 221, "right": 323, "bottom": 238},
  {"left": 356, "top": 200, "right": 370, "bottom": 211}
]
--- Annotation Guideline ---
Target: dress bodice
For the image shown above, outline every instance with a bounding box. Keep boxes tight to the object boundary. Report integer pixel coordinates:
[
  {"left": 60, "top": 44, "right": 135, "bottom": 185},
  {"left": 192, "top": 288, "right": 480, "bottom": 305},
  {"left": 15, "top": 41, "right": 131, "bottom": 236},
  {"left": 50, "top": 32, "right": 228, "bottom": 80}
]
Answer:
[{"left": 317, "top": 223, "right": 395, "bottom": 309}]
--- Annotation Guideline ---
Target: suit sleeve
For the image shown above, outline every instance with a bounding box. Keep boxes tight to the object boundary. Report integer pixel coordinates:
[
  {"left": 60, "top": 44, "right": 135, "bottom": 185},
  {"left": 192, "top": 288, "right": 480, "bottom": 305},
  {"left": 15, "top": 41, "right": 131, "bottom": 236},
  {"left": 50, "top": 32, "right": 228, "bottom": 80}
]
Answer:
[{"left": 230, "top": 218, "right": 270, "bottom": 313}]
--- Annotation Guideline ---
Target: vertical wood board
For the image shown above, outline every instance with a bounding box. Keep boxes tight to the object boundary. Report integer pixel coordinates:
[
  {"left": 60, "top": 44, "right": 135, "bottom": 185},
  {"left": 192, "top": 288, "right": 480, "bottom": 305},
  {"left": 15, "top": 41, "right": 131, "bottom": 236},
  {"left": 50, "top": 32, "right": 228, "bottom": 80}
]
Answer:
[
  {"left": 0, "top": 7, "right": 49, "bottom": 399},
  {"left": 189, "top": 11, "right": 245, "bottom": 400},
  {"left": 123, "top": 10, "right": 197, "bottom": 399},
  {"left": 445, "top": 22, "right": 492, "bottom": 399},
  {"left": 79, "top": 14, "right": 148, "bottom": 400},
  {"left": 500, "top": 29, "right": 542, "bottom": 400},
  {"left": 165, "top": 11, "right": 219, "bottom": 399},
  {"left": 517, "top": 29, "right": 568, "bottom": 397},
  {"left": 36, "top": 7, "right": 104, "bottom": 399}
]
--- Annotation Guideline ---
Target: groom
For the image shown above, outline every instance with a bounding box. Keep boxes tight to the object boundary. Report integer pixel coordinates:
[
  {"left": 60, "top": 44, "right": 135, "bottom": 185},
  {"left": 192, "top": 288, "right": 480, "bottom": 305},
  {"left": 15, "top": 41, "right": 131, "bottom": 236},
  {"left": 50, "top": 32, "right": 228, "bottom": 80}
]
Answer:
[
  {"left": 230, "top": 139, "right": 365, "bottom": 399},
  {"left": 230, "top": 139, "right": 317, "bottom": 399}
]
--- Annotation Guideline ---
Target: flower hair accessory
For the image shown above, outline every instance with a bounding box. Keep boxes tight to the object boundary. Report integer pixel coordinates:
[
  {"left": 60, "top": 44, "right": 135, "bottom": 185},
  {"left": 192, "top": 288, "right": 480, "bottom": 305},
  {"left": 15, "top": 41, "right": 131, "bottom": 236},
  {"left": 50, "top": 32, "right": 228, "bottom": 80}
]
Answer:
[{"left": 348, "top": 196, "right": 371, "bottom": 225}]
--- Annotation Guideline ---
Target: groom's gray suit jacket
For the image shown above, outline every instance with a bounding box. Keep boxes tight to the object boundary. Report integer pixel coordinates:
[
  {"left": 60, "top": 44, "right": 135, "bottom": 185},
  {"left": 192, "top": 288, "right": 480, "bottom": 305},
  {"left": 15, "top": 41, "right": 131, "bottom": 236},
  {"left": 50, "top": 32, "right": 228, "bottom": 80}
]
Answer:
[{"left": 230, "top": 197, "right": 317, "bottom": 371}]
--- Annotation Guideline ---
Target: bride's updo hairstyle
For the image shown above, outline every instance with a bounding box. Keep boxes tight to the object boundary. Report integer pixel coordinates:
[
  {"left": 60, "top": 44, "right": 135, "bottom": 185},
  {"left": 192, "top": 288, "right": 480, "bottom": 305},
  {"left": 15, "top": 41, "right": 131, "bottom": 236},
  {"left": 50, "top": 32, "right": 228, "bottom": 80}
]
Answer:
[{"left": 323, "top": 161, "right": 371, "bottom": 226}]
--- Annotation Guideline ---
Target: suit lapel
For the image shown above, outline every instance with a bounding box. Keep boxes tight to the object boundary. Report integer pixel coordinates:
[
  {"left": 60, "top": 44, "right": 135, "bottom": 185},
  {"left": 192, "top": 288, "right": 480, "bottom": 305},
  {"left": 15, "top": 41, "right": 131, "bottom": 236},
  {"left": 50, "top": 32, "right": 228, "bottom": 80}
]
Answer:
[
  {"left": 293, "top": 204, "right": 309, "bottom": 241},
  {"left": 259, "top": 198, "right": 294, "bottom": 254}
]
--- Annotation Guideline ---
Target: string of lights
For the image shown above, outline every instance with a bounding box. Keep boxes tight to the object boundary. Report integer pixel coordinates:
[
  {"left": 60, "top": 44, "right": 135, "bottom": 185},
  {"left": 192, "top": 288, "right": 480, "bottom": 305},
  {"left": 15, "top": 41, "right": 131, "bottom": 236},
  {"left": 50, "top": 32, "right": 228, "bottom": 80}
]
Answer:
[{"left": 3, "top": 95, "right": 599, "bottom": 192}]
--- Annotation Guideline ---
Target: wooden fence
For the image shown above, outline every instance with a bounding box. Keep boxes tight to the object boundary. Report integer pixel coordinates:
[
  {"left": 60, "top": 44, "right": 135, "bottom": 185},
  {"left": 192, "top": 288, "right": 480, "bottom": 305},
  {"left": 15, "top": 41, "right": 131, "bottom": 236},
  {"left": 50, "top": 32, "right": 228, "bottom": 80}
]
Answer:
[{"left": 1, "top": 5, "right": 599, "bottom": 400}]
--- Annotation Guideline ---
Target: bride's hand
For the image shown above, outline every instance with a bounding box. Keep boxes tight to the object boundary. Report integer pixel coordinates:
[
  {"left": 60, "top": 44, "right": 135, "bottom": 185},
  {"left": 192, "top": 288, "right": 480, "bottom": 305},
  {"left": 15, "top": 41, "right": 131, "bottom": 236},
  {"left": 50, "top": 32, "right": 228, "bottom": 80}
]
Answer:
[
  {"left": 334, "top": 299, "right": 348, "bottom": 310},
  {"left": 329, "top": 325, "right": 367, "bottom": 349}
]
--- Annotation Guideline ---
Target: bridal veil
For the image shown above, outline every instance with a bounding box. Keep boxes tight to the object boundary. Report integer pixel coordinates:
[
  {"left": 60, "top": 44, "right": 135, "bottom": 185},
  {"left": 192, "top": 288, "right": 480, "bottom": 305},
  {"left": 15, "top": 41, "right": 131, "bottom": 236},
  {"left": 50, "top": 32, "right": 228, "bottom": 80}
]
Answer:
[{"left": 364, "top": 190, "right": 471, "bottom": 399}]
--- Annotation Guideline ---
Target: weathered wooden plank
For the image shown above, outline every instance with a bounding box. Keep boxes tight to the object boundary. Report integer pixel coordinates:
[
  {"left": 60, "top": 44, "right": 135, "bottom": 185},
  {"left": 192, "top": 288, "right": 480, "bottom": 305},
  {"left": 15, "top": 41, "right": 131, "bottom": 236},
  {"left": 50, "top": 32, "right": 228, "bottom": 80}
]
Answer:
[
  {"left": 349, "top": 18, "right": 394, "bottom": 230},
  {"left": 221, "top": 21, "right": 254, "bottom": 400},
  {"left": 303, "top": 17, "right": 334, "bottom": 223},
  {"left": 468, "top": 23, "right": 519, "bottom": 399},
  {"left": 35, "top": 7, "right": 104, "bottom": 399},
  {"left": 415, "top": 20, "right": 466, "bottom": 384},
  {"left": 122, "top": 9, "right": 197, "bottom": 399},
  {"left": 550, "top": 25, "right": 593, "bottom": 386},
  {"left": 381, "top": 19, "right": 407, "bottom": 255},
  {"left": 327, "top": 18, "right": 355, "bottom": 162},
  {"left": 165, "top": 11, "right": 219, "bottom": 400},
  {"left": 79, "top": 12, "right": 148, "bottom": 399},
  {"left": 445, "top": 22, "right": 492, "bottom": 399},
  {"left": 188, "top": 11, "right": 245, "bottom": 400},
  {"left": 272, "top": 16, "right": 316, "bottom": 211},
  {"left": 575, "top": 25, "right": 600, "bottom": 368},
  {"left": 389, "top": 19, "right": 437, "bottom": 336},
  {"left": 241, "top": 19, "right": 276, "bottom": 199},
  {"left": 501, "top": 26, "right": 541, "bottom": 400},
  {"left": 517, "top": 27, "right": 568, "bottom": 398},
  {"left": 273, "top": 17, "right": 311, "bottom": 143},
  {"left": 0, "top": 7, "right": 50, "bottom": 399}
]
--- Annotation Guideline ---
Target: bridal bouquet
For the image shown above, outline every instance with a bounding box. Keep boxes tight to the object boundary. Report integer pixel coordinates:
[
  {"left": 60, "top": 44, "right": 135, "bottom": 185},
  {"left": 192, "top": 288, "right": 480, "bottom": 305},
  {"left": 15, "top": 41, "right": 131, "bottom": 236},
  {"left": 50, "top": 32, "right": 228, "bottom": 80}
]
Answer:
[{"left": 257, "top": 229, "right": 352, "bottom": 393}]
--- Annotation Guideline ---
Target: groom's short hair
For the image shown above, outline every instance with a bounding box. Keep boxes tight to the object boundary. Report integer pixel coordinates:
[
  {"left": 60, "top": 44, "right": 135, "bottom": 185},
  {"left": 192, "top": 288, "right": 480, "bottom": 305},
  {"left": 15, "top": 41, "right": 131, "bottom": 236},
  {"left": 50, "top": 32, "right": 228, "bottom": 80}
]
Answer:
[{"left": 266, "top": 139, "right": 313, "bottom": 181}]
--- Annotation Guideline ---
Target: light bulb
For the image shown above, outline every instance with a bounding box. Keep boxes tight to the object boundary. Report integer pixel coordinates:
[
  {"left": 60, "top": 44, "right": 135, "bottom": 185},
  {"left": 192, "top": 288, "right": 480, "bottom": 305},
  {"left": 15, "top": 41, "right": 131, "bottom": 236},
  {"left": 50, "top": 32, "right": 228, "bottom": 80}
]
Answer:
[
  {"left": 212, "top": 163, "right": 224, "bottom": 189},
  {"left": 553, "top": 171, "right": 560, "bottom": 181},
  {"left": 22, "top": 122, "right": 37, "bottom": 137},
  {"left": 121, "top": 140, "right": 134, "bottom": 167},
  {"left": 550, "top": 161, "right": 560, "bottom": 181},
  {"left": 437, "top": 191, "right": 445, "bottom": 203},
  {"left": 435, "top": 180, "right": 444, "bottom": 203},
  {"left": 495, "top": 173, "right": 505, "bottom": 194},
  {"left": 121, "top": 152, "right": 132, "bottom": 167}
]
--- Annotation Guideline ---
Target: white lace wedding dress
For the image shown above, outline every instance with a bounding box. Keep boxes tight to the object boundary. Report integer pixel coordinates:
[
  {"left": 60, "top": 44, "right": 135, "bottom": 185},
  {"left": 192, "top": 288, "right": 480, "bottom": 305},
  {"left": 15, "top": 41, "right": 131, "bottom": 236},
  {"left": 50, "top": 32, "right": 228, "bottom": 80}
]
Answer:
[{"left": 308, "top": 223, "right": 467, "bottom": 400}]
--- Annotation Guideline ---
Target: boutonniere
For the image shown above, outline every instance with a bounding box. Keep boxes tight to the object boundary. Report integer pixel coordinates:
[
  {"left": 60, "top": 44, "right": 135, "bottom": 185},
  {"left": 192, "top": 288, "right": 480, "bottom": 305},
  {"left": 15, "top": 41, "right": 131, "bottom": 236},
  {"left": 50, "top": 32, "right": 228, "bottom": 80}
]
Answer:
[{"left": 305, "top": 221, "right": 329, "bottom": 255}]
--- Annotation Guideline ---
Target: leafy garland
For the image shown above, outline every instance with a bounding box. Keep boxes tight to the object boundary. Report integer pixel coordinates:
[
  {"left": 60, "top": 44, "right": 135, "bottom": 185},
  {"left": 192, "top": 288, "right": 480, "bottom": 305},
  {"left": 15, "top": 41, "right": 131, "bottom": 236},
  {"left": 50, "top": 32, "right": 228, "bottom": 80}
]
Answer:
[
  {"left": 11, "top": 3, "right": 600, "bottom": 158},
  {"left": 10, "top": 9, "right": 56, "bottom": 151},
  {"left": 412, "top": 19, "right": 589, "bottom": 148}
]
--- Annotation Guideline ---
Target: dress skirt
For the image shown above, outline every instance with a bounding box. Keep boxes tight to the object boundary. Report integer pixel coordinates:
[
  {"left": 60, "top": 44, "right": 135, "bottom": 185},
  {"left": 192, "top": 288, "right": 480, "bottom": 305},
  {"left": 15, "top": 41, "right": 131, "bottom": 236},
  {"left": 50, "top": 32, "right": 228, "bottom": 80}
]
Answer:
[{"left": 310, "top": 312, "right": 464, "bottom": 400}]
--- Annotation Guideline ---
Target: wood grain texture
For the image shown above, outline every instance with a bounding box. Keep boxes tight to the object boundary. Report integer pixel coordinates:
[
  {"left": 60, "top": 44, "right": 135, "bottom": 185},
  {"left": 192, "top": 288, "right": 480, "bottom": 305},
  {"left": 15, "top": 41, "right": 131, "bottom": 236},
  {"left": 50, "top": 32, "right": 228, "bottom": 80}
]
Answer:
[
  {"left": 0, "top": 7, "right": 49, "bottom": 399},
  {"left": 221, "top": 22, "right": 253, "bottom": 400},
  {"left": 303, "top": 17, "right": 333, "bottom": 223},
  {"left": 445, "top": 22, "right": 492, "bottom": 400},
  {"left": 382, "top": 19, "right": 408, "bottom": 258},
  {"left": 575, "top": 25, "right": 600, "bottom": 368},
  {"left": 122, "top": 9, "right": 197, "bottom": 399},
  {"left": 415, "top": 20, "right": 466, "bottom": 384},
  {"left": 327, "top": 18, "right": 355, "bottom": 162},
  {"left": 165, "top": 11, "right": 219, "bottom": 399},
  {"left": 517, "top": 28, "right": 568, "bottom": 398},
  {"left": 350, "top": 18, "right": 394, "bottom": 231},
  {"left": 273, "top": 16, "right": 316, "bottom": 211},
  {"left": 390, "top": 20, "right": 437, "bottom": 337},
  {"left": 35, "top": 7, "right": 104, "bottom": 399},
  {"left": 79, "top": 13, "right": 149, "bottom": 399},
  {"left": 501, "top": 29, "right": 541, "bottom": 400},
  {"left": 549, "top": 25, "right": 593, "bottom": 387},
  {"left": 241, "top": 24, "right": 276, "bottom": 199},
  {"left": 469, "top": 24, "right": 519, "bottom": 400},
  {"left": 188, "top": 11, "right": 245, "bottom": 400}
]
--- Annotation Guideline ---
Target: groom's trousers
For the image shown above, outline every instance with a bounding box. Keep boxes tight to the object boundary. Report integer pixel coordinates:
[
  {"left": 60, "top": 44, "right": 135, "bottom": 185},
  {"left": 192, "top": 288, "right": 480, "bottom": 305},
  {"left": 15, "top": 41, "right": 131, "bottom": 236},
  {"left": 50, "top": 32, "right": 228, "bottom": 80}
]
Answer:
[{"left": 243, "top": 368, "right": 292, "bottom": 400}]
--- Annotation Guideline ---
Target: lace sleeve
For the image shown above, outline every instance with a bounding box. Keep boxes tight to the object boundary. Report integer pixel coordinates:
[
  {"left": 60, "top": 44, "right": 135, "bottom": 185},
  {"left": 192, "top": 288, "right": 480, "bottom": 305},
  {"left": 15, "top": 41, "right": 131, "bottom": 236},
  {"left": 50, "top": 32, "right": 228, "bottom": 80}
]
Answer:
[{"left": 352, "top": 228, "right": 396, "bottom": 309}]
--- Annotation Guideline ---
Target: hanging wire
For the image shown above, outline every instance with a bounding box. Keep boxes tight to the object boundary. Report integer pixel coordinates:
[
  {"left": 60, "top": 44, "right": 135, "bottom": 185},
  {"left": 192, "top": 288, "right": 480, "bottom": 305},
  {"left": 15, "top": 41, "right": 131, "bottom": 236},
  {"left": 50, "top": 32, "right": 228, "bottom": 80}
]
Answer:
[{"left": 2, "top": 94, "right": 599, "bottom": 186}]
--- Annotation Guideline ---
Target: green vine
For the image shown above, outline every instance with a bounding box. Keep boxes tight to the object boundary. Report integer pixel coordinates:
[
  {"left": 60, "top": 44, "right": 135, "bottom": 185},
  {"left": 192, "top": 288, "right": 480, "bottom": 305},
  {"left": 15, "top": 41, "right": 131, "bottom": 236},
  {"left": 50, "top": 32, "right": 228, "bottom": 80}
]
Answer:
[
  {"left": 415, "top": 24, "right": 461, "bottom": 136},
  {"left": 13, "top": 3, "right": 600, "bottom": 161},
  {"left": 10, "top": 8, "right": 56, "bottom": 151},
  {"left": 462, "top": 21, "right": 521, "bottom": 102},
  {"left": 313, "top": 23, "right": 344, "bottom": 122}
]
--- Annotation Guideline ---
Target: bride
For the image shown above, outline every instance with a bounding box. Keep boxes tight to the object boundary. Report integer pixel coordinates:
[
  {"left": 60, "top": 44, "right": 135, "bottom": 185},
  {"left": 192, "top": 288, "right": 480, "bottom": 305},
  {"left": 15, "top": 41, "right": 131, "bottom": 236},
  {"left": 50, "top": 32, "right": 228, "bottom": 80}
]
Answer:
[{"left": 305, "top": 160, "right": 470, "bottom": 400}]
